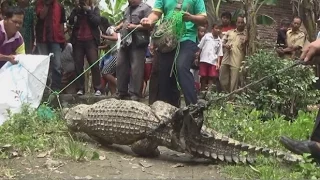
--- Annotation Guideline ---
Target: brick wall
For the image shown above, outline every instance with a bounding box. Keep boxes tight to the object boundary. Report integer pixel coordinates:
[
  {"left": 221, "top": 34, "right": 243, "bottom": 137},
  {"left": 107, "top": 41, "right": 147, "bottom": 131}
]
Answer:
[{"left": 219, "top": 0, "right": 293, "bottom": 46}]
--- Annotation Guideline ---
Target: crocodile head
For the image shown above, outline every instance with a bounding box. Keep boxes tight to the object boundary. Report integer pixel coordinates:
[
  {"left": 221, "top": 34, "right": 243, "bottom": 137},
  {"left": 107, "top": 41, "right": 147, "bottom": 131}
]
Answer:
[{"left": 64, "top": 104, "right": 90, "bottom": 132}]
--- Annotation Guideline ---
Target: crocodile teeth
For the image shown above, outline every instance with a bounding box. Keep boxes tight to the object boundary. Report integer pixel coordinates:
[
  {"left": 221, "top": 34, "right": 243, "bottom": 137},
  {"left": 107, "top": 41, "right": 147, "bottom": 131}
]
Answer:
[
  {"left": 190, "top": 147, "right": 197, "bottom": 152},
  {"left": 275, "top": 151, "right": 285, "bottom": 158},
  {"left": 240, "top": 144, "right": 250, "bottom": 151},
  {"left": 211, "top": 153, "right": 218, "bottom": 159},
  {"left": 232, "top": 155, "right": 239, "bottom": 164},
  {"left": 197, "top": 148, "right": 204, "bottom": 155},
  {"left": 204, "top": 151, "right": 210, "bottom": 157},
  {"left": 239, "top": 156, "right": 247, "bottom": 163},
  {"left": 246, "top": 157, "right": 255, "bottom": 164},
  {"left": 218, "top": 154, "right": 224, "bottom": 161},
  {"left": 225, "top": 155, "right": 232, "bottom": 163}
]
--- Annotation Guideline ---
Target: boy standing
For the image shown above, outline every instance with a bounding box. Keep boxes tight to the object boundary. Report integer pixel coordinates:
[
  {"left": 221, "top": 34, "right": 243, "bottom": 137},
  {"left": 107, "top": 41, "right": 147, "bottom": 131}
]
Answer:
[
  {"left": 191, "top": 26, "right": 206, "bottom": 93},
  {"left": 197, "top": 24, "right": 223, "bottom": 92}
]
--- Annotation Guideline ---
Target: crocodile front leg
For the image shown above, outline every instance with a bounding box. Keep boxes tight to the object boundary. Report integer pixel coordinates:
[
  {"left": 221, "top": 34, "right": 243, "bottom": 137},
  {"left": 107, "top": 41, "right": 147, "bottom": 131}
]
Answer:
[{"left": 131, "top": 138, "right": 160, "bottom": 157}]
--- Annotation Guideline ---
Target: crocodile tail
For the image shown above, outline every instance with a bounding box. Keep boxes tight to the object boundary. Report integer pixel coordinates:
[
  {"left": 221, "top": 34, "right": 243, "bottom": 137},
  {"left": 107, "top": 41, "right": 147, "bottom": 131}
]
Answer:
[{"left": 184, "top": 125, "right": 303, "bottom": 164}]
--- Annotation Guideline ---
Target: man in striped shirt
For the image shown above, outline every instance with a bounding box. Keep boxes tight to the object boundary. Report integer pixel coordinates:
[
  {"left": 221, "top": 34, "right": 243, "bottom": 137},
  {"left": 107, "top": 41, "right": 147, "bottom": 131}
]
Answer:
[{"left": 0, "top": 6, "right": 25, "bottom": 69}]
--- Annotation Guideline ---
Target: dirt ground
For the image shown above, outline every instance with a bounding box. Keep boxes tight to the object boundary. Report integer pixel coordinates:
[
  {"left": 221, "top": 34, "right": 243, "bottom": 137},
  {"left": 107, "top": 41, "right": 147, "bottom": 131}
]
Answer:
[{"left": 1, "top": 144, "right": 228, "bottom": 179}]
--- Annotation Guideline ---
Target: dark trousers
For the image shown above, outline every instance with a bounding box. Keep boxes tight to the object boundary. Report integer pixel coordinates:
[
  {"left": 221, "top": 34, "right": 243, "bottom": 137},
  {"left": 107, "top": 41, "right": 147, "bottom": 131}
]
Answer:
[
  {"left": 37, "top": 42, "right": 62, "bottom": 91},
  {"left": 116, "top": 44, "right": 146, "bottom": 97},
  {"left": 73, "top": 40, "right": 101, "bottom": 92},
  {"left": 148, "top": 52, "right": 159, "bottom": 105},
  {"left": 158, "top": 40, "right": 198, "bottom": 107},
  {"left": 311, "top": 109, "right": 320, "bottom": 142}
]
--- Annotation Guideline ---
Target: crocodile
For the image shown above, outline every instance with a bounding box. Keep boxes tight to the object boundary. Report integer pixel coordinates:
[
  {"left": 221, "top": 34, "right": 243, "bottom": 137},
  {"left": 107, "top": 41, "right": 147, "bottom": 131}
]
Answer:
[{"left": 64, "top": 98, "right": 303, "bottom": 164}]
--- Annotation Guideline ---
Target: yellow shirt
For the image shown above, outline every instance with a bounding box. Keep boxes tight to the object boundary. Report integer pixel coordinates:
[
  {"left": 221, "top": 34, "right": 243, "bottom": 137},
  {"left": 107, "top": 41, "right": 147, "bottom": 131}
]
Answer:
[
  {"left": 285, "top": 29, "right": 307, "bottom": 59},
  {"left": 221, "top": 29, "right": 247, "bottom": 68}
]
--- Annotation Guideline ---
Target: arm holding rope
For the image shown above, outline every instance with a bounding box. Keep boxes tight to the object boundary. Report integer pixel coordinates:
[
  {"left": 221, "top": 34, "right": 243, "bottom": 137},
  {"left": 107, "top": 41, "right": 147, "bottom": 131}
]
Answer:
[{"left": 141, "top": 11, "right": 162, "bottom": 28}]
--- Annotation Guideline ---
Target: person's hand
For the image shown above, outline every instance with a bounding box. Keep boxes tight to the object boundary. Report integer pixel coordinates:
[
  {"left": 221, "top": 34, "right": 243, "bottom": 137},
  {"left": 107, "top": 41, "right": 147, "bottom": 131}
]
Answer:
[
  {"left": 300, "top": 40, "right": 320, "bottom": 62},
  {"left": 7, "top": 55, "right": 17, "bottom": 65},
  {"left": 126, "top": 24, "right": 137, "bottom": 30},
  {"left": 216, "top": 63, "right": 220, "bottom": 70},
  {"left": 148, "top": 44, "right": 155, "bottom": 55},
  {"left": 81, "top": 3, "right": 91, "bottom": 11},
  {"left": 224, "top": 44, "right": 232, "bottom": 50},
  {"left": 276, "top": 48, "right": 284, "bottom": 54},
  {"left": 183, "top": 11, "right": 194, "bottom": 22},
  {"left": 140, "top": 18, "right": 152, "bottom": 27}
]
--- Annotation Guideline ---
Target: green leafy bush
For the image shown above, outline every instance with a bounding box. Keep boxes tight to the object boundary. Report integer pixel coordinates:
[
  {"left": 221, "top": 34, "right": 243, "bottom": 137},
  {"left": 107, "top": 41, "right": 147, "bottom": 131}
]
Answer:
[
  {"left": 234, "top": 50, "right": 320, "bottom": 119},
  {"left": 205, "top": 103, "right": 320, "bottom": 179},
  {"left": 0, "top": 104, "right": 66, "bottom": 154}
]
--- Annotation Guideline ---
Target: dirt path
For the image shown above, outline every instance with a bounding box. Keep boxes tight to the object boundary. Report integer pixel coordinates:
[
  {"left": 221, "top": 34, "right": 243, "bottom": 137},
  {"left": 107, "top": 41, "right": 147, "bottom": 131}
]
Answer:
[{"left": 1, "top": 145, "right": 227, "bottom": 179}]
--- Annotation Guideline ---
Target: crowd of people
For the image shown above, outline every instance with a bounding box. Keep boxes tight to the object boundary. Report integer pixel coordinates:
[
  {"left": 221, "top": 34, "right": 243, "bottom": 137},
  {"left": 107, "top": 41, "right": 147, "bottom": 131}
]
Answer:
[{"left": 0, "top": 0, "right": 312, "bottom": 108}]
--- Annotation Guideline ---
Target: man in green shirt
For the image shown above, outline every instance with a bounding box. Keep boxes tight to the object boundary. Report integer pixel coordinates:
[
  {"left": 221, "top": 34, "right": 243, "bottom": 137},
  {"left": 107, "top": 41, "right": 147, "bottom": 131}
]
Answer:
[{"left": 141, "top": 0, "right": 207, "bottom": 107}]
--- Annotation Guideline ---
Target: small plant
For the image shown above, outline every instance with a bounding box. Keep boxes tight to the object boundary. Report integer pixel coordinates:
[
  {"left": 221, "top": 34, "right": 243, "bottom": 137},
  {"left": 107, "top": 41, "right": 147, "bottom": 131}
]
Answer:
[
  {"left": 206, "top": 102, "right": 319, "bottom": 179},
  {"left": 60, "top": 136, "right": 88, "bottom": 162},
  {"left": 241, "top": 50, "right": 320, "bottom": 119}
]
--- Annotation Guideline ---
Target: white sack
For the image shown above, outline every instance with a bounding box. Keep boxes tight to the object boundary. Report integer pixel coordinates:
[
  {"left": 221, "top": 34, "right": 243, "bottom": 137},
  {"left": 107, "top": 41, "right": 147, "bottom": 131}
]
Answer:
[{"left": 0, "top": 54, "right": 50, "bottom": 125}]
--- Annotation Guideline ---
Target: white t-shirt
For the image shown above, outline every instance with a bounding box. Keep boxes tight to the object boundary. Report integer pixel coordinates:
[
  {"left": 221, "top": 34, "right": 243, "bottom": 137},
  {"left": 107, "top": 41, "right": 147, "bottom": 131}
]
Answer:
[
  {"left": 105, "top": 26, "right": 121, "bottom": 53},
  {"left": 198, "top": 33, "right": 223, "bottom": 65}
]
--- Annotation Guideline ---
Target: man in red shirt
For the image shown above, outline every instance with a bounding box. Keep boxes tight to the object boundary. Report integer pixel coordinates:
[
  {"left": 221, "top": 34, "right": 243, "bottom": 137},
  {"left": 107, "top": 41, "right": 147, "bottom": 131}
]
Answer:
[
  {"left": 217, "top": 11, "right": 235, "bottom": 92},
  {"left": 221, "top": 11, "right": 235, "bottom": 35}
]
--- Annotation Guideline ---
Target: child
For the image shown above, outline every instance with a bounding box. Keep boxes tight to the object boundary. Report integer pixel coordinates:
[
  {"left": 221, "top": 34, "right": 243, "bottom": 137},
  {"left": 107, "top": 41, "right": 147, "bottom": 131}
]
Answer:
[
  {"left": 98, "top": 17, "right": 120, "bottom": 96},
  {"left": 191, "top": 26, "right": 206, "bottom": 93},
  {"left": 142, "top": 44, "right": 153, "bottom": 98},
  {"left": 197, "top": 24, "right": 223, "bottom": 92},
  {"left": 276, "top": 19, "right": 291, "bottom": 58}
]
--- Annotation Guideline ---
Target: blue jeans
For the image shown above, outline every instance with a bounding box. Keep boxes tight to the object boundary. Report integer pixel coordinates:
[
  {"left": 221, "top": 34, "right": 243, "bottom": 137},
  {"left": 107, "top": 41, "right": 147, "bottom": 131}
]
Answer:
[
  {"left": 157, "top": 40, "right": 199, "bottom": 107},
  {"left": 37, "top": 42, "right": 62, "bottom": 91}
]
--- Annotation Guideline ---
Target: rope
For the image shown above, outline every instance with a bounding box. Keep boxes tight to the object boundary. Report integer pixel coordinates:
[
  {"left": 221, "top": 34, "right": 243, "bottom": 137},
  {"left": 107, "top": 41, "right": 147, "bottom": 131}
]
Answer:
[
  {"left": 57, "top": 26, "right": 140, "bottom": 96},
  {"left": 34, "top": 25, "right": 141, "bottom": 108},
  {"left": 197, "top": 60, "right": 307, "bottom": 110}
]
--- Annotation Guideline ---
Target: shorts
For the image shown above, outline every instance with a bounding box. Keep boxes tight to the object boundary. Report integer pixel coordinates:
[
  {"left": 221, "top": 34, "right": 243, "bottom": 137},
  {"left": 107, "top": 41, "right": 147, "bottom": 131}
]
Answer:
[
  {"left": 144, "top": 63, "right": 152, "bottom": 82},
  {"left": 199, "top": 62, "right": 218, "bottom": 77},
  {"left": 100, "top": 52, "right": 118, "bottom": 75}
]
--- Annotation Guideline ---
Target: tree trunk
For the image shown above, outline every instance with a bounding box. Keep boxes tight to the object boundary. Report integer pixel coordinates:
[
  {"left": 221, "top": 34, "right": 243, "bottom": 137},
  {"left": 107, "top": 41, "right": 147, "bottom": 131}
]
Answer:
[
  {"left": 292, "top": 0, "right": 319, "bottom": 42},
  {"left": 205, "top": 0, "right": 219, "bottom": 30}
]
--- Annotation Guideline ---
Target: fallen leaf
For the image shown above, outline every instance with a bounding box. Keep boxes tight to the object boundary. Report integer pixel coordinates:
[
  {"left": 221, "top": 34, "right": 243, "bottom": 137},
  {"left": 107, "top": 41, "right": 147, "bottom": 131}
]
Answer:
[
  {"left": 120, "top": 156, "right": 135, "bottom": 161},
  {"left": 37, "top": 152, "right": 48, "bottom": 158},
  {"left": 171, "top": 163, "right": 184, "bottom": 168},
  {"left": 139, "top": 161, "right": 153, "bottom": 168},
  {"left": 44, "top": 159, "right": 63, "bottom": 170},
  {"left": 131, "top": 164, "right": 139, "bottom": 169},
  {"left": 84, "top": 175, "right": 93, "bottom": 179},
  {"left": 99, "top": 155, "right": 106, "bottom": 160},
  {"left": 11, "top": 151, "right": 19, "bottom": 157}
]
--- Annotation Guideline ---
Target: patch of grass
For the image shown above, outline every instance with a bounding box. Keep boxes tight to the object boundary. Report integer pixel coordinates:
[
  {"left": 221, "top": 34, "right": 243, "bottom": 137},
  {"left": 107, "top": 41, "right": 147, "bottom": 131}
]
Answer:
[
  {"left": 0, "top": 104, "right": 99, "bottom": 161},
  {"left": 206, "top": 103, "right": 320, "bottom": 179},
  {"left": 53, "top": 135, "right": 88, "bottom": 162}
]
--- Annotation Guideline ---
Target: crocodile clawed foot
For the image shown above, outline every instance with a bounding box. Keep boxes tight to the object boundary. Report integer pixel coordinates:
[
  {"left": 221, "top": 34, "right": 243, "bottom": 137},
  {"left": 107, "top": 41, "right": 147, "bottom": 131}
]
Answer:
[{"left": 131, "top": 139, "right": 160, "bottom": 158}]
